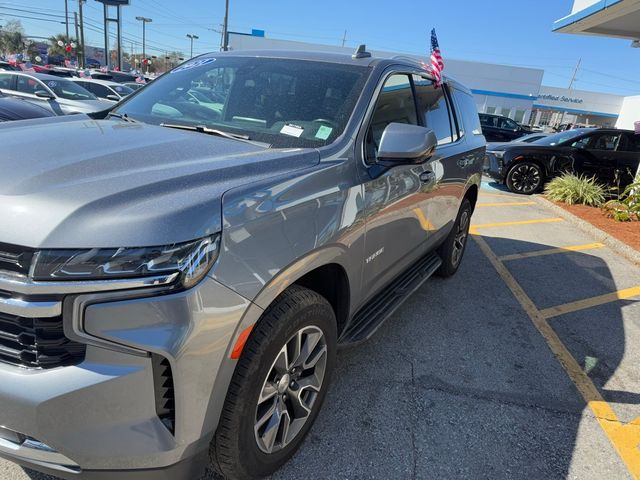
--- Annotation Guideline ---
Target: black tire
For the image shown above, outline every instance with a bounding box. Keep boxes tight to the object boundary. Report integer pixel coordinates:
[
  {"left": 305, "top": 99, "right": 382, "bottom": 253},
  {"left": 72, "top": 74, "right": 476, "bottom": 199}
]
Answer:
[
  {"left": 505, "top": 161, "right": 544, "bottom": 195},
  {"left": 210, "top": 285, "right": 337, "bottom": 480},
  {"left": 436, "top": 198, "right": 472, "bottom": 278}
]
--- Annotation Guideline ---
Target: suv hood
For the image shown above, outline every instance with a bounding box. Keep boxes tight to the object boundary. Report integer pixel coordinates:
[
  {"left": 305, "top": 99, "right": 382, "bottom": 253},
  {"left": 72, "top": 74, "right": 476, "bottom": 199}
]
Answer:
[{"left": 0, "top": 117, "right": 320, "bottom": 248}]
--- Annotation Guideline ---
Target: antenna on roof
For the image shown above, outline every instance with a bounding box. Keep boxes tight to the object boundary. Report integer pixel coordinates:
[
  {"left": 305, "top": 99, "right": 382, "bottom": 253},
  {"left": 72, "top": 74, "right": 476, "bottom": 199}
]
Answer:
[{"left": 352, "top": 44, "right": 371, "bottom": 59}]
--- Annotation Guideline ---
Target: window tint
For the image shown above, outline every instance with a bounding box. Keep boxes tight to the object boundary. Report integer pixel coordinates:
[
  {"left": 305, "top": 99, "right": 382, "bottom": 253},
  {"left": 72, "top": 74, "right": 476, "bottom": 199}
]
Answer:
[
  {"left": 365, "top": 74, "right": 417, "bottom": 163},
  {"left": 0, "top": 73, "right": 13, "bottom": 89},
  {"left": 573, "top": 133, "right": 621, "bottom": 151},
  {"left": 89, "top": 83, "right": 112, "bottom": 98},
  {"left": 453, "top": 90, "right": 482, "bottom": 137},
  {"left": 480, "top": 114, "right": 497, "bottom": 127},
  {"left": 618, "top": 134, "right": 640, "bottom": 152},
  {"left": 499, "top": 117, "right": 518, "bottom": 130},
  {"left": 412, "top": 76, "right": 453, "bottom": 145},
  {"left": 16, "top": 76, "right": 44, "bottom": 95}
]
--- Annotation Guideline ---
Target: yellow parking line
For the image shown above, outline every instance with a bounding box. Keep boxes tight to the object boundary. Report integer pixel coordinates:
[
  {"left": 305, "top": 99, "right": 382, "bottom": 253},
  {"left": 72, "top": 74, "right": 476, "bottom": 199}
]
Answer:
[
  {"left": 473, "top": 234, "right": 640, "bottom": 478},
  {"left": 413, "top": 208, "right": 434, "bottom": 231},
  {"left": 499, "top": 242, "right": 605, "bottom": 262},
  {"left": 479, "top": 192, "right": 516, "bottom": 198},
  {"left": 476, "top": 201, "right": 536, "bottom": 207},
  {"left": 541, "top": 286, "right": 640, "bottom": 319},
  {"left": 470, "top": 217, "right": 563, "bottom": 234}
]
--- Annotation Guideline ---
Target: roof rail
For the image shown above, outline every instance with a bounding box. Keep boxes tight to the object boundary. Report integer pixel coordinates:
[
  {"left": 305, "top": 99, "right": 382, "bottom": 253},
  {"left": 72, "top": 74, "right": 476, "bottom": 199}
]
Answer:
[
  {"left": 390, "top": 55, "right": 423, "bottom": 63},
  {"left": 352, "top": 44, "right": 371, "bottom": 59}
]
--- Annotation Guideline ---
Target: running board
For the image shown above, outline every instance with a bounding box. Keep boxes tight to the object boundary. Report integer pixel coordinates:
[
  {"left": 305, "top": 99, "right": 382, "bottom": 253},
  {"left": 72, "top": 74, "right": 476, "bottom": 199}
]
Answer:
[{"left": 339, "top": 252, "right": 442, "bottom": 345}]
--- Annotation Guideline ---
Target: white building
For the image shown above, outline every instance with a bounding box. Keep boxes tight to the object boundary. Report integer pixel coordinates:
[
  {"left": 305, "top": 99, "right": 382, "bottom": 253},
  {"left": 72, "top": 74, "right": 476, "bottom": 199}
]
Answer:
[
  {"left": 554, "top": 0, "right": 640, "bottom": 131},
  {"left": 227, "top": 32, "right": 632, "bottom": 129}
]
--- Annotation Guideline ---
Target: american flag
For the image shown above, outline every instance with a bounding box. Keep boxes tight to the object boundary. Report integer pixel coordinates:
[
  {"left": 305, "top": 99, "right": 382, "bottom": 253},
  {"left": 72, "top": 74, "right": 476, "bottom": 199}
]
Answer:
[
  {"left": 430, "top": 28, "right": 444, "bottom": 87},
  {"left": 135, "top": 75, "right": 146, "bottom": 84}
]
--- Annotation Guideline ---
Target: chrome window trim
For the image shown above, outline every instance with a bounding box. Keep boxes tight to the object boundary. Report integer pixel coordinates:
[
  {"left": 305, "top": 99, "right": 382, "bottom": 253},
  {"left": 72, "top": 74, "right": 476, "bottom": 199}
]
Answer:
[{"left": 0, "top": 270, "right": 180, "bottom": 296}]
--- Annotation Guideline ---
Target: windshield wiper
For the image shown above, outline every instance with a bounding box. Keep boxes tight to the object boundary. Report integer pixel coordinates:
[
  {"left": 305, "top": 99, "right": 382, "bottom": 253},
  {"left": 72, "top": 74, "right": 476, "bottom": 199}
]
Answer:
[
  {"left": 160, "top": 123, "right": 270, "bottom": 148},
  {"left": 107, "top": 112, "right": 138, "bottom": 123}
]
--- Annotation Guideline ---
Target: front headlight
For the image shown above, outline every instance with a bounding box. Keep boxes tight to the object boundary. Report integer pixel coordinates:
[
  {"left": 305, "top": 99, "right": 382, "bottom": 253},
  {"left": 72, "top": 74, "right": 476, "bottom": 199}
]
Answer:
[{"left": 31, "top": 235, "right": 220, "bottom": 288}]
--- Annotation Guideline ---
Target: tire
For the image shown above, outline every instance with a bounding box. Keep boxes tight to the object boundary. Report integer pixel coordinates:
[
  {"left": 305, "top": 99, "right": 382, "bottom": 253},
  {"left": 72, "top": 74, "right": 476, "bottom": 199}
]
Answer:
[
  {"left": 210, "top": 285, "right": 337, "bottom": 480},
  {"left": 436, "top": 198, "right": 472, "bottom": 278},
  {"left": 505, "top": 161, "right": 544, "bottom": 195}
]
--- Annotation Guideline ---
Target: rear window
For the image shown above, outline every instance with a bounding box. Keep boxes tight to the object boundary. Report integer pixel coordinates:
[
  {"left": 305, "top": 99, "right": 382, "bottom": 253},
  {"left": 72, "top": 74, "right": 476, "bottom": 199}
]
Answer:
[{"left": 453, "top": 90, "right": 482, "bottom": 137}]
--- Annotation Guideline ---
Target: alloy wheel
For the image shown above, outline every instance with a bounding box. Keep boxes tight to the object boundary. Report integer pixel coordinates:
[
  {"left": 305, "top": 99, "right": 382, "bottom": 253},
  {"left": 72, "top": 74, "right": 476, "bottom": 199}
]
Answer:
[
  {"left": 510, "top": 164, "right": 542, "bottom": 193},
  {"left": 254, "top": 326, "right": 328, "bottom": 454},
  {"left": 452, "top": 209, "right": 470, "bottom": 267}
]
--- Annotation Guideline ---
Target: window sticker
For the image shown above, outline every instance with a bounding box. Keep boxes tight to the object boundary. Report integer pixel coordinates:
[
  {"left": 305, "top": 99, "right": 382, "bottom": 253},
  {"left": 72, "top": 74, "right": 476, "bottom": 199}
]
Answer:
[
  {"left": 171, "top": 57, "right": 216, "bottom": 73},
  {"left": 280, "top": 123, "right": 304, "bottom": 138},
  {"left": 47, "top": 81, "right": 57, "bottom": 88},
  {"left": 315, "top": 125, "right": 333, "bottom": 140},
  {"left": 115, "top": 86, "right": 123, "bottom": 91}
]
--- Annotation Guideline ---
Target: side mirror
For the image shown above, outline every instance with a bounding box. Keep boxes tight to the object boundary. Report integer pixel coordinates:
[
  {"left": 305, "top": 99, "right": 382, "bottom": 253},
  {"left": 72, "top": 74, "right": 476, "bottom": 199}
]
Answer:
[
  {"left": 106, "top": 94, "right": 120, "bottom": 101},
  {"left": 34, "top": 90, "right": 55, "bottom": 100},
  {"left": 377, "top": 123, "right": 438, "bottom": 166}
]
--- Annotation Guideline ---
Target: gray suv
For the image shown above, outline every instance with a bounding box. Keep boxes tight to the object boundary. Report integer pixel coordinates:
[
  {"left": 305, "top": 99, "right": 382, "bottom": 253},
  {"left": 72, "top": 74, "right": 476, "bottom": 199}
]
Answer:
[{"left": 0, "top": 49, "right": 484, "bottom": 480}]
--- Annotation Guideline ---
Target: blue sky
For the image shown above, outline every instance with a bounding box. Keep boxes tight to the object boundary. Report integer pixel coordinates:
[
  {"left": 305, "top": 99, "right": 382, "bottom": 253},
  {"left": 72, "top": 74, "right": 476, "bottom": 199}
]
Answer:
[{"left": 3, "top": 0, "right": 639, "bottom": 95}]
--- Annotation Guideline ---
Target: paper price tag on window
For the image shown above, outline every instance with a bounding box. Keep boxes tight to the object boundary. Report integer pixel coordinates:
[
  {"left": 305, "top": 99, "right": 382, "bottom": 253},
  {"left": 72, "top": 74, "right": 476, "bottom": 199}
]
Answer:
[{"left": 280, "top": 124, "right": 304, "bottom": 138}]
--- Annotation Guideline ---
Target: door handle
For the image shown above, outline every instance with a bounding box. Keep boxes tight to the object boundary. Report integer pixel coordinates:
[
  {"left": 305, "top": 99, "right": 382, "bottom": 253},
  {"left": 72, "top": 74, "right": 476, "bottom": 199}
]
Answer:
[{"left": 419, "top": 171, "right": 436, "bottom": 183}]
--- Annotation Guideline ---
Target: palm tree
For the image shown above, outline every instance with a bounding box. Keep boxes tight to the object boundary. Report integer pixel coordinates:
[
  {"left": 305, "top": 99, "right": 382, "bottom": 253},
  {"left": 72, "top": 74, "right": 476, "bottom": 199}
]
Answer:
[{"left": 0, "top": 20, "right": 25, "bottom": 57}]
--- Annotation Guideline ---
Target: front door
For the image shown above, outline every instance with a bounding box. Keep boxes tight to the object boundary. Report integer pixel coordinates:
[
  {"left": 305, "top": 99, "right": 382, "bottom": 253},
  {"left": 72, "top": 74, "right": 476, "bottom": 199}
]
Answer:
[
  {"left": 358, "top": 72, "right": 433, "bottom": 301},
  {"left": 570, "top": 131, "right": 622, "bottom": 188}
]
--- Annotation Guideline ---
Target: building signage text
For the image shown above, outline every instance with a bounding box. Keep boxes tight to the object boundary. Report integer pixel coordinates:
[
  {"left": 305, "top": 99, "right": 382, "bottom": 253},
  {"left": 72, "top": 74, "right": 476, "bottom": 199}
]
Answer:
[{"left": 538, "top": 93, "right": 584, "bottom": 104}]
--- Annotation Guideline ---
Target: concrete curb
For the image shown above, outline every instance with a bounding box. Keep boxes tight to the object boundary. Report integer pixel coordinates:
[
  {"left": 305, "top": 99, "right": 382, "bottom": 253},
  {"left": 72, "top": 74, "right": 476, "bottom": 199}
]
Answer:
[{"left": 532, "top": 195, "right": 640, "bottom": 266}]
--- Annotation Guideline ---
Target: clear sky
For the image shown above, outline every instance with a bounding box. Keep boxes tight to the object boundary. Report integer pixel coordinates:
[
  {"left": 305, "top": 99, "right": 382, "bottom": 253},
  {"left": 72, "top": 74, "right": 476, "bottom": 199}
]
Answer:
[{"left": 3, "top": 0, "right": 639, "bottom": 96}]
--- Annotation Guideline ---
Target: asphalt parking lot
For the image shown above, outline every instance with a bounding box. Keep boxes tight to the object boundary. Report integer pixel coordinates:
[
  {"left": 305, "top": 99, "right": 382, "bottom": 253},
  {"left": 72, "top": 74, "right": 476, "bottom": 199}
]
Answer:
[{"left": 2, "top": 182, "right": 639, "bottom": 480}]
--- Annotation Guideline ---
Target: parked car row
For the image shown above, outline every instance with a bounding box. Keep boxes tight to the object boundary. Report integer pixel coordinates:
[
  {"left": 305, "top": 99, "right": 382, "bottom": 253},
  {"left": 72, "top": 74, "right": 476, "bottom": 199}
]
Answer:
[
  {"left": 0, "top": 70, "right": 144, "bottom": 117},
  {"left": 484, "top": 127, "right": 640, "bottom": 194}
]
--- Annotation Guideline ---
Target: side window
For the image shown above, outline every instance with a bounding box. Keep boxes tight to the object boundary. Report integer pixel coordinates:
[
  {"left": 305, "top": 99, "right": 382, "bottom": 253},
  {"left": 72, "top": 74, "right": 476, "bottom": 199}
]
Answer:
[
  {"left": 16, "top": 76, "right": 44, "bottom": 95},
  {"left": 412, "top": 76, "right": 454, "bottom": 145},
  {"left": 453, "top": 90, "right": 482, "bottom": 138},
  {"left": 618, "top": 134, "right": 640, "bottom": 152},
  {"left": 499, "top": 117, "right": 518, "bottom": 130},
  {"left": 365, "top": 73, "right": 417, "bottom": 163},
  {"left": 0, "top": 73, "right": 13, "bottom": 89},
  {"left": 91, "top": 84, "right": 112, "bottom": 99},
  {"left": 576, "top": 133, "right": 621, "bottom": 151}
]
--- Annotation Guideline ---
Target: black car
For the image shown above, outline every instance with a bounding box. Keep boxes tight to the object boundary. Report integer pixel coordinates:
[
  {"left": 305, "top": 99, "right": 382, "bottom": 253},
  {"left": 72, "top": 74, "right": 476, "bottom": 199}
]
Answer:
[
  {"left": 479, "top": 113, "right": 532, "bottom": 142},
  {"left": 0, "top": 94, "right": 55, "bottom": 121},
  {"left": 484, "top": 128, "right": 640, "bottom": 194}
]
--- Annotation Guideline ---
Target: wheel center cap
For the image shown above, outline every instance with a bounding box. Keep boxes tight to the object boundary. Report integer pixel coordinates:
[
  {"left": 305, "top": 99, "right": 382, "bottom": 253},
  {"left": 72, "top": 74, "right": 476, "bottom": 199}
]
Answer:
[{"left": 278, "top": 374, "right": 291, "bottom": 394}]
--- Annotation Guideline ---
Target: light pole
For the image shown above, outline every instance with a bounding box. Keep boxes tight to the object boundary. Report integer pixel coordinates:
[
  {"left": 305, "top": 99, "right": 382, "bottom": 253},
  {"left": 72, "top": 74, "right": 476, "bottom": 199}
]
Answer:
[
  {"left": 221, "top": 0, "right": 229, "bottom": 51},
  {"left": 135, "top": 16, "right": 152, "bottom": 70},
  {"left": 186, "top": 33, "right": 199, "bottom": 58}
]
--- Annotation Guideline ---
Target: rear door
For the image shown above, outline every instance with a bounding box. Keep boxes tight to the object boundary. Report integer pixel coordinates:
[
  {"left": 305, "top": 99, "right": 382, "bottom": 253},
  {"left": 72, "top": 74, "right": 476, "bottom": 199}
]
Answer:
[
  {"left": 570, "top": 132, "right": 622, "bottom": 187},
  {"left": 616, "top": 133, "right": 640, "bottom": 191}
]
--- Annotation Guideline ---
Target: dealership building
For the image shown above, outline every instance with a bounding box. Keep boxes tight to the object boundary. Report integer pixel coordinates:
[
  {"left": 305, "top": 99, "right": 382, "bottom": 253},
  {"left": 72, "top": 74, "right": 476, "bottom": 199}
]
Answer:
[{"left": 228, "top": 31, "right": 635, "bottom": 130}]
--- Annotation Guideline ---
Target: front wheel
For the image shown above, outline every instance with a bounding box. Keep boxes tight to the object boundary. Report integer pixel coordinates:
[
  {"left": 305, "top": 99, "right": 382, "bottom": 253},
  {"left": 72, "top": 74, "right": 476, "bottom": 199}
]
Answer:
[
  {"left": 506, "top": 161, "right": 544, "bottom": 194},
  {"left": 210, "top": 286, "right": 337, "bottom": 480}
]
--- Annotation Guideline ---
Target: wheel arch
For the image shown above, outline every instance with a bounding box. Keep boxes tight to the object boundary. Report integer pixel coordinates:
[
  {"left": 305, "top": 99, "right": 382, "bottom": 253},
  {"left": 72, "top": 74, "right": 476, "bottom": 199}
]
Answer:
[{"left": 506, "top": 155, "right": 549, "bottom": 179}]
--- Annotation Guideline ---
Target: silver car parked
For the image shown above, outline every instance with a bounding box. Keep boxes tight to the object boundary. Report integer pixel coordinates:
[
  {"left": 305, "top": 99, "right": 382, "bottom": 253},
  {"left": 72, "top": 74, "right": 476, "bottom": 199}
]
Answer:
[
  {"left": 71, "top": 77, "right": 135, "bottom": 102},
  {"left": 0, "top": 71, "right": 109, "bottom": 115}
]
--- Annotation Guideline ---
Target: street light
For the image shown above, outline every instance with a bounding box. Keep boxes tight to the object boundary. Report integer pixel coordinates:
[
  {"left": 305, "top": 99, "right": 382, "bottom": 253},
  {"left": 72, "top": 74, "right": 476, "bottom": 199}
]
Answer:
[
  {"left": 135, "top": 16, "right": 152, "bottom": 71},
  {"left": 186, "top": 33, "right": 199, "bottom": 58}
]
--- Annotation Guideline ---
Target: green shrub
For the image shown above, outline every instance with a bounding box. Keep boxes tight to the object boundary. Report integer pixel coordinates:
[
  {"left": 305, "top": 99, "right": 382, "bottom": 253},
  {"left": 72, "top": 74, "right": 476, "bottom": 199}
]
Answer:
[
  {"left": 603, "top": 177, "right": 640, "bottom": 222},
  {"left": 544, "top": 173, "right": 607, "bottom": 207}
]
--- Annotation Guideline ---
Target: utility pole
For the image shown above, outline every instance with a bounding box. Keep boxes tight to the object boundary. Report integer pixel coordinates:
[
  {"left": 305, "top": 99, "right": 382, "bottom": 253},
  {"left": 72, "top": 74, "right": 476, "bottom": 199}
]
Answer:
[
  {"left": 64, "top": 0, "right": 69, "bottom": 41},
  {"left": 221, "top": 0, "right": 229, "bottom": 51},
  {"left": 186, "top": 33, "right": 199, "bottom": 58},
  {"left": 559, "top": 58, "right": 581, "bottom": 128},
  {"left": 74, "top": 12, "right": 79, "bottom": 66},
  {"left": 78, "top": 0, "right": 85, "bottom": 69},
  {"left": 341, "top": 30, "right": 347, "bottom": 47},
  {"left": 135, "top": 16, "right": 152, "bottom": 72}
]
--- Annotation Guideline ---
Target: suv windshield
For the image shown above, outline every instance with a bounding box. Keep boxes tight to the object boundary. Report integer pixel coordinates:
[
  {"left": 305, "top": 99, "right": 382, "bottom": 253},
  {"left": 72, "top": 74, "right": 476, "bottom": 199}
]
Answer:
[
  {"left": 114, "top": 56, "right": 369, "bottom": 148},
  {"left": 533, "top": 128, "right": 595, "bottom": 146},
  {"left": 44, "top": 78, "right": 97, "bottom": 101}
]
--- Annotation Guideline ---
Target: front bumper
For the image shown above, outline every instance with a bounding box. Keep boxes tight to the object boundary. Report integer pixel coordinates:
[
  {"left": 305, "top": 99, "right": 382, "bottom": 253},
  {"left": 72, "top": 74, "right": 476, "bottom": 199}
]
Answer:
[
  {"left": 483, "top": 152, "right": 506, "bottom": 182},
  {"left": 0, "top": 274, "right": 258, "bottom": 478}
]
